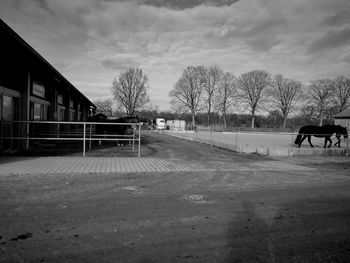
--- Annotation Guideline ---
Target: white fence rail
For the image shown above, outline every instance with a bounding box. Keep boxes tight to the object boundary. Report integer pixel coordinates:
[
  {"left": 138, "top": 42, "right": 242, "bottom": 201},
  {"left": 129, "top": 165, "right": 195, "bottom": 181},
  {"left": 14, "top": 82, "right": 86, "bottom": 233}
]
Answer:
[
  {"left": 158, "top": 128, "right": 349, "bottom": 156},
  {"left": 0, "top": 121, "right": 141, "bottom": 157}
]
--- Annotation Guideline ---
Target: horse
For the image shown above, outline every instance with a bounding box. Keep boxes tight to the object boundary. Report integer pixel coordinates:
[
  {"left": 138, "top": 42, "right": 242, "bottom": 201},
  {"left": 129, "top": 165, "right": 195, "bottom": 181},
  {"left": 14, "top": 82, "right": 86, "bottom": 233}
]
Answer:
[
  {"left": 88, "top": 114, "right": 139, "bottom": 146},
  {"left": 294, "top": 124, "right": 348, "bottom": 148}
]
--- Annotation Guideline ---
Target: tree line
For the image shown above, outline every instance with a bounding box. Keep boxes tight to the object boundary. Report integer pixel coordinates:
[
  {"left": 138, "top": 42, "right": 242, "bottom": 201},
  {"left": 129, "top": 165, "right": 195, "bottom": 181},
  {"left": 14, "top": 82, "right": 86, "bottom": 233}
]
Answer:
[
  {"left": 93, "top": 67, "right": 350, "bottom": 130},
  {"left": 169, "top": 66, "right": 350, "bottom": 129}
]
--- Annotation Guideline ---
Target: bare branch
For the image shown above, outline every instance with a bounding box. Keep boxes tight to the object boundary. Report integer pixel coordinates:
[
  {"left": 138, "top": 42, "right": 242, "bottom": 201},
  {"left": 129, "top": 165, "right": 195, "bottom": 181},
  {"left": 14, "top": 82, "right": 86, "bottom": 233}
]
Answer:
[
  {"left": 237, "top": 70, "right": 271, "bottom": 128},
  {"left": 112, "top": 68, "right": 149, "bottom": 116}
]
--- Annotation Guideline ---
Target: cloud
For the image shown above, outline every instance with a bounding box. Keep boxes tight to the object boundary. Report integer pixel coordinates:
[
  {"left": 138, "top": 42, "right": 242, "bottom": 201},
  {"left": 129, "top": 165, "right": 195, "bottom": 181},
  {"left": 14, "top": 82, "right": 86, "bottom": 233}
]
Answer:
[
  {"left": 103, "top": 0, "right": 239, "bottom": 9},
  {"left": 342, "top": 53, "right": 350, "bottom": 64},
  {"left": 101, "top": 57, "right": 141, "bottom": 71},
  {"left": 2, "top": 0, "right": 350, "bottom": 110},
  {"left": 308, "top": 27, "right": 350, "bottom": 54},
  {"left": 322, "top": 11, "right": 350, "bottom": 27}
]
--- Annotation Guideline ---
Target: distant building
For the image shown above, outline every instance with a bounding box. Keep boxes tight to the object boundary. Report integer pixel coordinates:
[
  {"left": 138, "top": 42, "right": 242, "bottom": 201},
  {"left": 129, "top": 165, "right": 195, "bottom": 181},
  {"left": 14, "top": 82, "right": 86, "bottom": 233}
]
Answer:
[
  {"left": 166, "top": 119, "right": 186, "bottom": 131},
  {"left": 334, "top": 109, "right": 350, "bottom": 130},
  {"left": 0, "top": 19, "right": 95, "bottom": 153}
]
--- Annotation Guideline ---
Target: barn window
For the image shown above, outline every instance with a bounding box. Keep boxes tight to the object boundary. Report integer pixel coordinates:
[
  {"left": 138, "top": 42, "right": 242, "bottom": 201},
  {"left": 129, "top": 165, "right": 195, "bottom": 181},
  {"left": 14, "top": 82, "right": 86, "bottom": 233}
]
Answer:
[
  {"left": 32, "top": 82, "right": 46, "bottom": 98},
  {"left": 57, "top": 94, "right": 63, "bottom": 105}
]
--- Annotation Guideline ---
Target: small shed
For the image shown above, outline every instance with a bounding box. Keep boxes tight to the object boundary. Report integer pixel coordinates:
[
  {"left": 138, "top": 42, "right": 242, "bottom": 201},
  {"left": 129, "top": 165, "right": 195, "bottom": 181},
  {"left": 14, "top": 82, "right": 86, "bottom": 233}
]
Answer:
[
  {"left": 166, "top": 119, "right": 186, "bottom": 131},
  {"left": 334, "top": 109, "right": 350, "bottom": 130}
]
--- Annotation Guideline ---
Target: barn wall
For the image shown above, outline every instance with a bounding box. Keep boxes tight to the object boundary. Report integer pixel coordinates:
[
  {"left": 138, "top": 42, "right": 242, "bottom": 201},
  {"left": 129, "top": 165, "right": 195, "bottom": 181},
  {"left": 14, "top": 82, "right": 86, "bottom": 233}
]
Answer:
[{"left": 0, "top": 19, "right": 95, "bottom": 153}]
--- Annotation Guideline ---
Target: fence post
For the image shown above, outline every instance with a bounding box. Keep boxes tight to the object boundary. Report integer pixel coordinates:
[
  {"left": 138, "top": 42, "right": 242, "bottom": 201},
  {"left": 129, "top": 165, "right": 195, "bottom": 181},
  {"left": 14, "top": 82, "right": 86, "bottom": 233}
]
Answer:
[
  {"left": 138, "top": 124, "right": 141, "bottom": 158},
  {"left": 83, "top": 123, "right": 86, "bottom": 157},
  {"left": 89, "top": 123, "right": 92, "bottom": 150},
  {"left": 0, "top": 121, "right": 3, "bottom": 151},
  {"left": 132, "top": 124, "right": 135, "bottom": 151},
  {"left": 26, "top": 122, "right": 30, "bottom": 149}
]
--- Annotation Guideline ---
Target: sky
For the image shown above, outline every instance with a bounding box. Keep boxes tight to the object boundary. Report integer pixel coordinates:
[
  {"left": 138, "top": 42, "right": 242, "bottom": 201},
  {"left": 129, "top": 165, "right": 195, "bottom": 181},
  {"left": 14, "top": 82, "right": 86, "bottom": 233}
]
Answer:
[{"left": 1, "top": 0, "right": 350, "bottom": 111}]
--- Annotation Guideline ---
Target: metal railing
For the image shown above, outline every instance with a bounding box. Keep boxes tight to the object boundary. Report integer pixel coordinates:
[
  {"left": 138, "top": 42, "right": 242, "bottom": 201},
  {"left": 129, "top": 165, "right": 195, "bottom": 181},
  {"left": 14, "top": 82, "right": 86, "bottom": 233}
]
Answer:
[{"left": 0, "top": 120, "right": 142, "bottom": 157}]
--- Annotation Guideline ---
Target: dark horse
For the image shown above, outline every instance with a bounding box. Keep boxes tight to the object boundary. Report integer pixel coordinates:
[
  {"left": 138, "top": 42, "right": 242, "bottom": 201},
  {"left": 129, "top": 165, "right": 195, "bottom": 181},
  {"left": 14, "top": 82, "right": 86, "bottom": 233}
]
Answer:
[
  {"left": 88, "top": 114, "right": 139, "bottom": 145},
  {"left": 294, "top": 124, "right": 348, "bottom": 148}
]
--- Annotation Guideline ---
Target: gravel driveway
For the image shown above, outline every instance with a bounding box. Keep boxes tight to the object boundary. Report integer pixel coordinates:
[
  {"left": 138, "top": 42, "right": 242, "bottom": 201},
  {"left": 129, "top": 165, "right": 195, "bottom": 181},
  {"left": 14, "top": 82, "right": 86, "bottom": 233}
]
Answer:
[{"left": 0, "top": 131, "right": 350, "bottom": 262}]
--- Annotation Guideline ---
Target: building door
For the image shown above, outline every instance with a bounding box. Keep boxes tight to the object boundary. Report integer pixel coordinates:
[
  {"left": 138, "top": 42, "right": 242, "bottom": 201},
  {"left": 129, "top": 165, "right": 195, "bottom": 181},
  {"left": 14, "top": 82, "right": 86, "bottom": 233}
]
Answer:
[{"left": 1, "top": 95, "right": 20, "bottom": 152}]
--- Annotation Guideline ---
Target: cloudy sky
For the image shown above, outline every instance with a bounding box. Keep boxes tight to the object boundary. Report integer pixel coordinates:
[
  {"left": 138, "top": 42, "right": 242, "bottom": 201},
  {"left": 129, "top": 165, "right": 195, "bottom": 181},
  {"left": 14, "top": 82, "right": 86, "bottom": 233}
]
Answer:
[{"left": 1, "top": 0, "right": 350, "bottom": 110}]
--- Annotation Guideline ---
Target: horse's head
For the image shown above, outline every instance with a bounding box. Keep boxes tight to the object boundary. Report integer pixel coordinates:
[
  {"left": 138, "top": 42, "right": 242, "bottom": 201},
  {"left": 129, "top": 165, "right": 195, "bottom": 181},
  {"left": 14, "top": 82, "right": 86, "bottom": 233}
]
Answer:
[
  {"left": 337, "top": 125, "right": 348, "bottom": 139},
  {"left": 123, "top": 116, "right": 140, "bottom": 123},
  {"left": 342, "top": 127, "right": 348, "bottom": 139},
  {"left": 88, "top": 113, "right": 107, "bottom": 122}
]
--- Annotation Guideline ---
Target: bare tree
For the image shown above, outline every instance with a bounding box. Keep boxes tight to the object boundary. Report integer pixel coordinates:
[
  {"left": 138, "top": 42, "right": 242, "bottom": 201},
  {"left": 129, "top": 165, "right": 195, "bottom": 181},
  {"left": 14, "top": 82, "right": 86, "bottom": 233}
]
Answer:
[
  {"left": 93, "top": 98, "right": 114, "bottom": 117},
  {"left": 300, "top": 104, "right": 317, "bottom": 124},
  {"left": 170, "top": 98, "right": 188, "bottom": 116},
  {"left": 169, "top": 66, "right": 205, "bottom": 129},
  {"left": 112, "top": 68, "right": 149, "bottom": 116},
  {"left": 214, "top": 72, "right": 236, "bottom": 130},
  {"left": 309, "top": 79, "right": 333, "bottom": 126},
  {"left": 203, "top": 66, "right": 222, "bottom": 126},
  {"left": 237, "top": 70, "right": 271, "bottom": 129},
  {"left": 331, "top": 76, "right": 350, "bottom": 112},
  {"left": 270, "top": 75, "right": 303, "bottom": 129},
  {"left": 142, "top": 103, "right": 159, "bottom": 122}
]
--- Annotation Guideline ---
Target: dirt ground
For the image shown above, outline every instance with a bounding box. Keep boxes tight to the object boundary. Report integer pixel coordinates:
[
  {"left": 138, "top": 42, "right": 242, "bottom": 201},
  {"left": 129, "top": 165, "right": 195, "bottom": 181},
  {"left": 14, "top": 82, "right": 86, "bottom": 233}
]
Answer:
[{"left": 1, "top": 131, "right": 350, "bottom": 262}]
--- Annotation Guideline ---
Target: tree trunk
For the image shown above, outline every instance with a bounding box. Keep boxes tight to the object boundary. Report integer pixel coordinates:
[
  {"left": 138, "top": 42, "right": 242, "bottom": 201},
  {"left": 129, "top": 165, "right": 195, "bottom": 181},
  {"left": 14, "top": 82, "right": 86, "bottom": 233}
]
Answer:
[
  {"left": 192, "top": 111, "right": 196, "bottom": 130},
  {"left": 283, "top": 116, "right": 287, "bottom": 130},
  {"left": 319, "top": 111, "right": 324, "bottom": 126},
  {"left": 251, "top": 114, "right": 255, "bottom": 129},
  {"left": 223, "top": 113, "right": 227, "bottom": 131},
  {"left": 207, "top": 111, "right": 211, "bottom": 127}
]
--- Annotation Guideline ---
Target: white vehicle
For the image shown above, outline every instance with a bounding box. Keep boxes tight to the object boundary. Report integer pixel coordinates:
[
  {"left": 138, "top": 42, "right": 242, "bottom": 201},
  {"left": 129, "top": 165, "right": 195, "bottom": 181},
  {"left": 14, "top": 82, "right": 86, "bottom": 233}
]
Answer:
[{"left": 156, "top": 118, "right": 166, "bottom": 130}]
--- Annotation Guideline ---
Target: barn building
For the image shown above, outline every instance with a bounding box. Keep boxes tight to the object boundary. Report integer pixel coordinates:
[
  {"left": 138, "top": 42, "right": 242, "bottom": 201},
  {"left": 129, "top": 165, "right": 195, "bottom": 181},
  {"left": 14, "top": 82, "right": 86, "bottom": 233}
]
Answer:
[
  {"left": 334, "top": 109, "right": 350, "bottom": 131},
  {"left": 0, "top": 19, "right": 95, "bottom": 153}
]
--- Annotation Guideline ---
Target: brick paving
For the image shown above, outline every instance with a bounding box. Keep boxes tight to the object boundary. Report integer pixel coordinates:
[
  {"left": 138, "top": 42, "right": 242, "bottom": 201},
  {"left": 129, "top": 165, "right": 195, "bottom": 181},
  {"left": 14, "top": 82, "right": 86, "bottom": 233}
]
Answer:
[
  {"left": 0, "top": 156, "right": 317, "bottom": 175},
  {"left": 0, "top": 157, "right": 209, "bottom": 175}
]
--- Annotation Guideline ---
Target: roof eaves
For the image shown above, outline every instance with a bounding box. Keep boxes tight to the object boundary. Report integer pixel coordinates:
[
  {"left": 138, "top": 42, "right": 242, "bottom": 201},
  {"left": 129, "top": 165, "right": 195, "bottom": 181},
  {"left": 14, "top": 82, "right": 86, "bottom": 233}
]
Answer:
[{"left": 0, "top": 19, "right": 96, "bottom": 108}]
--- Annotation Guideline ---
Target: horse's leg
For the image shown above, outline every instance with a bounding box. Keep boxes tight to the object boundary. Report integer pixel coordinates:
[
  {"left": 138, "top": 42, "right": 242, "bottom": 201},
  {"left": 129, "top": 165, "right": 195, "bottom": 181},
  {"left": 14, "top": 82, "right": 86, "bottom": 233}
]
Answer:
[
  {"left": 299, "top": 135, "right": 307, "bottom": 147},
  {"left": 307, "top": 136, "right": 313, "bottom": 147},
  {"left": 328, "top": 137, "right": 332, "bottom": 148},
  {"left": 335, "top": 136, "right": 340, "bottom": 147},
  {"left": 324, "top": 137, "right": 332, "bottom": 148}
]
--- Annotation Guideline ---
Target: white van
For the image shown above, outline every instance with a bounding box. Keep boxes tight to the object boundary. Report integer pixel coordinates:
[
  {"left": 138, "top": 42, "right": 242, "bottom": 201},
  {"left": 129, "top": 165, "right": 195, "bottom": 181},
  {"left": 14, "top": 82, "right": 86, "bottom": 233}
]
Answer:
[{"left": 156, "top": 118, "right": 166, "bottom": 130}]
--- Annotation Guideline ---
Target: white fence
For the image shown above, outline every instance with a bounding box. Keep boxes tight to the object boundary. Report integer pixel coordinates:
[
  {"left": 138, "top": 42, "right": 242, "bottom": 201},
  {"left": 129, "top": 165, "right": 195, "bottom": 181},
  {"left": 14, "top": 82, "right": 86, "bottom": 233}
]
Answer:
[{"left": 158, "top": 128, "right": 349, "bottom": 156}]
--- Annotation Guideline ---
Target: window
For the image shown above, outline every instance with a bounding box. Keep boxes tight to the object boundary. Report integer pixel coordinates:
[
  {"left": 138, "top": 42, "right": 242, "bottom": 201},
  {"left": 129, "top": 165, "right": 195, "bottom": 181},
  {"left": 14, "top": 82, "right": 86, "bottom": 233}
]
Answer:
[
  {"left": 2, "top": 95, "right": 12, "bottom": 121},
  {"left": 69, "top": 98, "right": 76, "bottom": 121},
  {"left": 31, "top": 102, "right": 48, "bottom": 121},
  {"left": 58, "top": 106, "right": 65, "bottom": 121},
  {"left": 69, "top": 99, "right": 74, "bottom": 109},
  {"left": 69, "top": 109, "right": 76, "bottom": 121},
  {"left": 77, "top": 103, "right": 82, "bottom": 121},
  {"left": 57, "top": 94, "right": 63, "bottom": 105},
  {"left": 32, "top": 82, "right": 46, "bottom": 98}
]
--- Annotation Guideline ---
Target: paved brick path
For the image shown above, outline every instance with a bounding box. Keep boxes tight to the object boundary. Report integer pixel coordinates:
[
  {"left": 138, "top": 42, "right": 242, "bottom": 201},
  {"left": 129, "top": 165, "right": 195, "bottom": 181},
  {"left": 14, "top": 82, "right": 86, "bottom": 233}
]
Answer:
[
  {"left": 0, "top": 156, "right": 316, "bottom": 175},
  {"left": 0, "top": 157, "right": 208, "bottom": 175}
]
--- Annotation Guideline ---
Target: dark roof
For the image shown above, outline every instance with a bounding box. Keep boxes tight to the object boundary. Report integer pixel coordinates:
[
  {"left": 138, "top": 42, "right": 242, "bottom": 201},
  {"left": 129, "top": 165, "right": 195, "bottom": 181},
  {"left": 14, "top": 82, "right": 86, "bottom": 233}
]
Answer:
[
  {"left": 0, "top": 19, "right": 95, "bottom": 108},
  {"left": 334, "top": 109, "right": 350, "bottom": 119}
]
